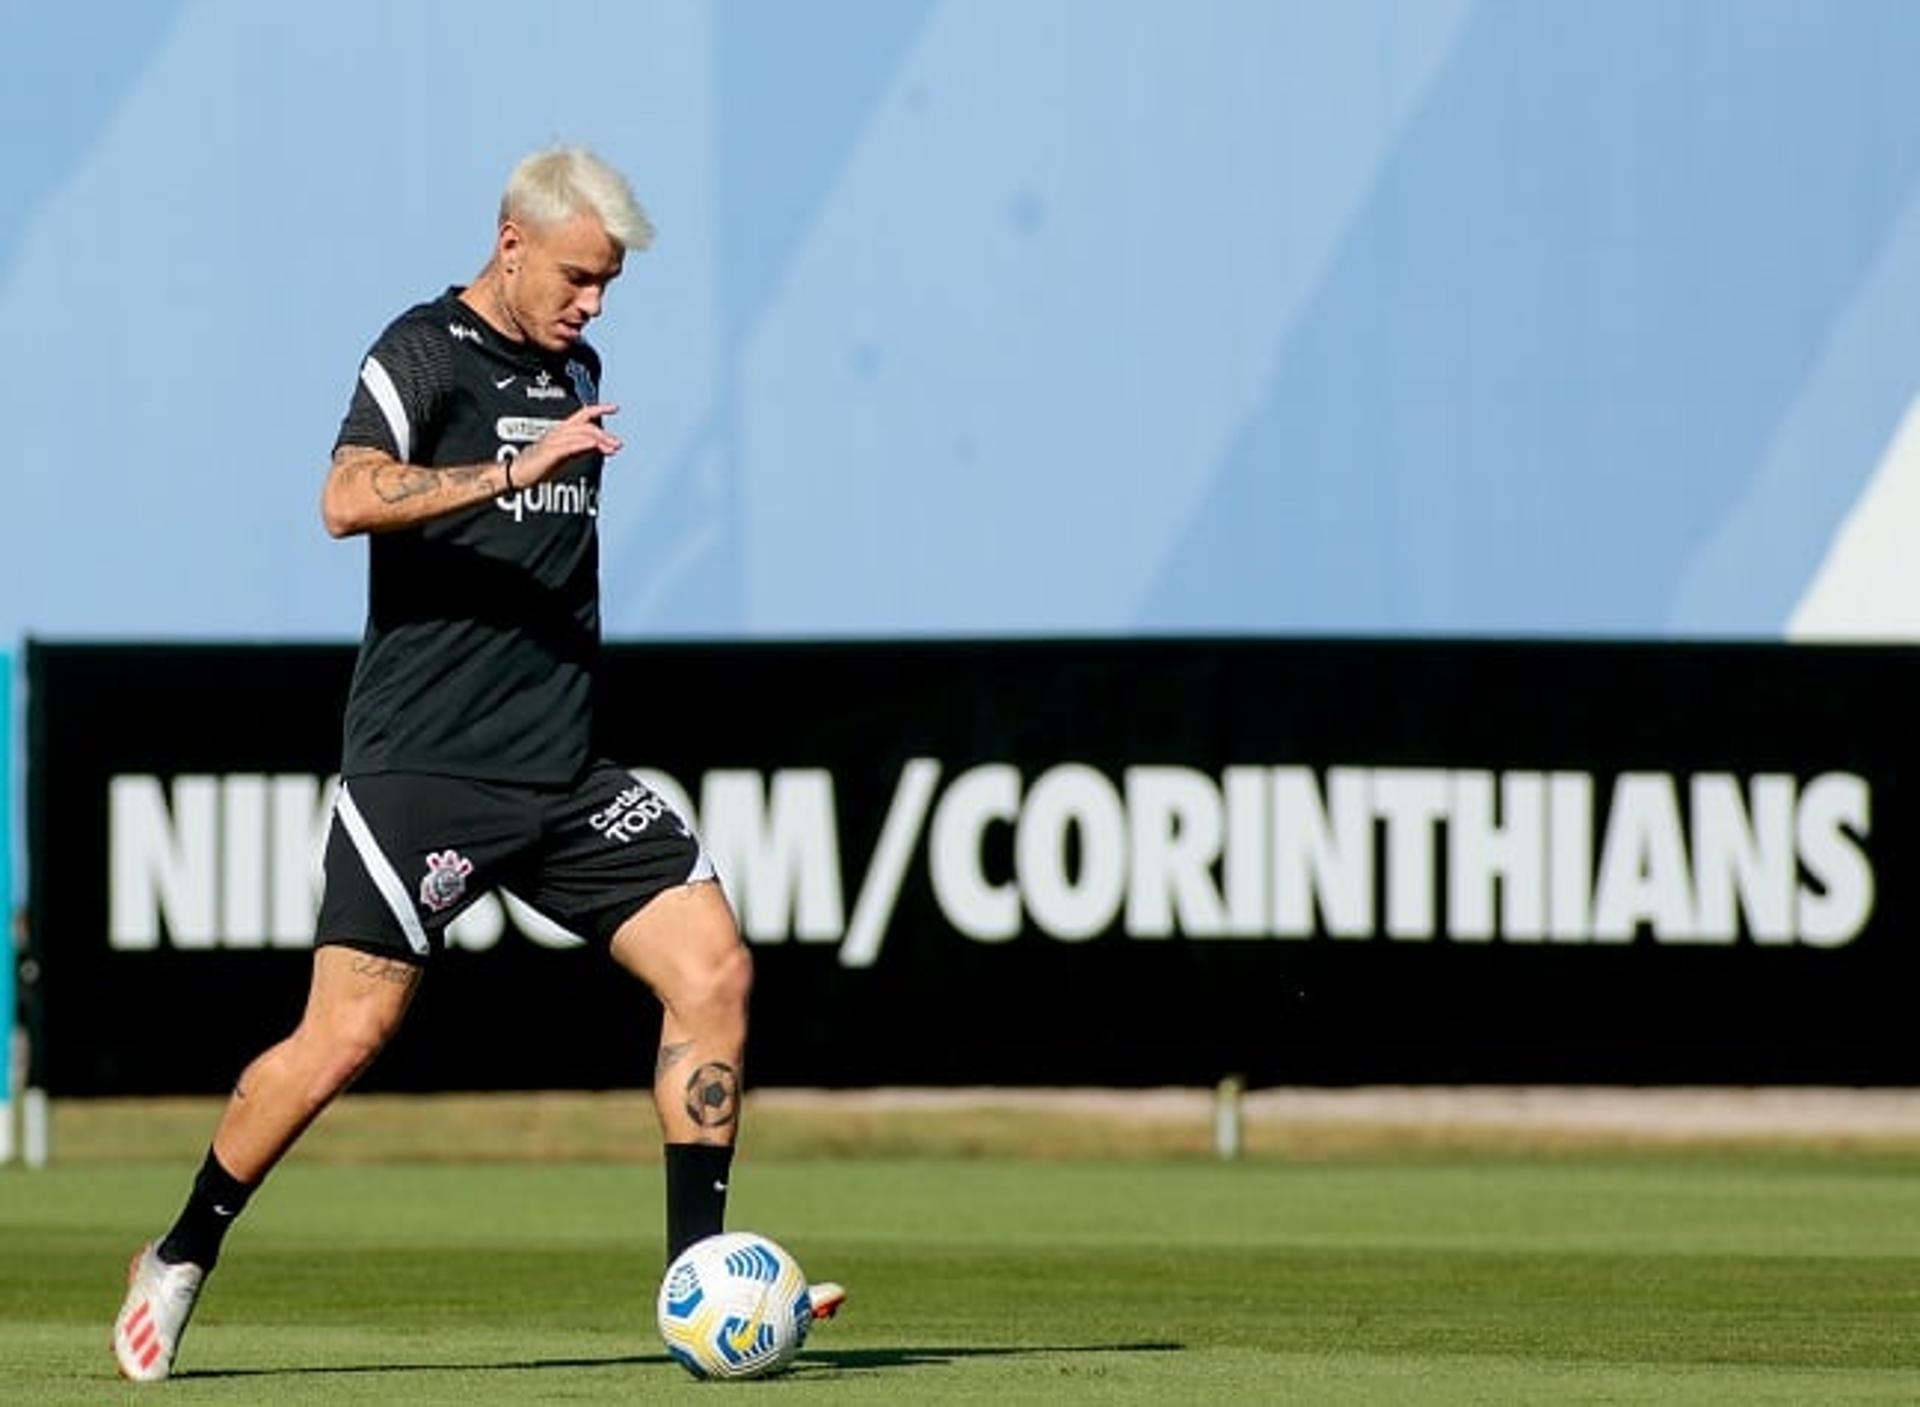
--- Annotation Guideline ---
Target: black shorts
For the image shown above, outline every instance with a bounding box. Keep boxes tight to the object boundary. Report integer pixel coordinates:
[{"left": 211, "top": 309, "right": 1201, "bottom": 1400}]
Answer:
[{"left": 315, "top": 761, "right": 715, "bottom": 962}]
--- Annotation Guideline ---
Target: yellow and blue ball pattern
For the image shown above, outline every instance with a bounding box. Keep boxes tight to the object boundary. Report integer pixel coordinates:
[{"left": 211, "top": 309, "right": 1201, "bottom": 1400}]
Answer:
[{"left": 657, "top": 1232, "right": 813, "bottom": 1379}]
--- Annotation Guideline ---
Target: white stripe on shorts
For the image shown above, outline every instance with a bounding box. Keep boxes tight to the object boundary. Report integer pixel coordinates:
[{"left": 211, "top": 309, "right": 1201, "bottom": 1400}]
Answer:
[{"left": 334, "top": 782, "right": 430, "bottom": 956}]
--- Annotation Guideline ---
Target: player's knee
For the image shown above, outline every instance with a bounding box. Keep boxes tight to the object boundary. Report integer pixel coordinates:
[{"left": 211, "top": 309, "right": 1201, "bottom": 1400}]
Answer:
[
  {"left": 677, "top": 940, "right": 753, "bottom": 1024},
  {"left": 714, "top": 939, "right": 753, "bottom": 1011},
  {"left": 311, "top": 1003, "right": 403, "bottom": 1082}
]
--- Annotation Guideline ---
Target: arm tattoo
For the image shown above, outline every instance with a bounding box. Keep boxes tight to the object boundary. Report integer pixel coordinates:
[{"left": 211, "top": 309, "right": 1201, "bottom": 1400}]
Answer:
[
  {"left": 370, "top": 460, "right": 440, "bottom": 504},
  {"left": 348, "top": 953, "right": 419, "bottom": 986},
  {"left": 335, "top": 447, "right": 499, "bottom": 507},
  {"left": 684, "top": 1061, "right": 740, "bottom": 1129},
  {"left": 656, "top": 1040, "right": 694, "bottom": 1079},
  {"left": 370, "top": 460, "right": 494, "bottom": 503}
]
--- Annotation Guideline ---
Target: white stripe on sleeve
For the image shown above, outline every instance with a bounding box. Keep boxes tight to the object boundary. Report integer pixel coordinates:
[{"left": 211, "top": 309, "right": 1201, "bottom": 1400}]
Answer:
[{"left": 359, "top": 355, "right": 412, "bottom": 463}]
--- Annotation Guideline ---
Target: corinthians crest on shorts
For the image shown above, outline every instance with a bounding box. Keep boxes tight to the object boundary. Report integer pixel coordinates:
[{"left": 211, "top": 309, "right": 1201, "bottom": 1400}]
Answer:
[{"left": 419, "top": 849, "right": 474, "bottom": 912}]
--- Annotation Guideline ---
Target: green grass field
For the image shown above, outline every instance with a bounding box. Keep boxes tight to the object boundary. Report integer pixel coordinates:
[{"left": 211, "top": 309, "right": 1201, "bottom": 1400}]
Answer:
[{"left": 7, "top": 1146, "right": 1920, "bottom": 1403}]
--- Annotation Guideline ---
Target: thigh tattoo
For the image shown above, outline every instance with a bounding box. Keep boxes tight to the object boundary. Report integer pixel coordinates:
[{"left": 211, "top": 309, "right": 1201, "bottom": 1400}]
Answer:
[{"left": 349, "top": 953, "right": 420, "bottom": 986}]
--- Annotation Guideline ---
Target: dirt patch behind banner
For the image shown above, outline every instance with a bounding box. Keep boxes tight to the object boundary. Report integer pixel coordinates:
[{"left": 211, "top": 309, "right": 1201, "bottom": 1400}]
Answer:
[{"left": 45, "top": 1086, "right": 1920, "bottom": 1164}]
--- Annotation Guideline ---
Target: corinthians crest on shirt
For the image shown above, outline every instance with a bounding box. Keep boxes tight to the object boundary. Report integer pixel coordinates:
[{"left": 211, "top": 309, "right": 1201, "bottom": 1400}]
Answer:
[
  {"left": 419, "top": 849, "right": 474, "bottom": 913},
  {"left": 565, "top": 359, "right": 597, "bottom": 403}
]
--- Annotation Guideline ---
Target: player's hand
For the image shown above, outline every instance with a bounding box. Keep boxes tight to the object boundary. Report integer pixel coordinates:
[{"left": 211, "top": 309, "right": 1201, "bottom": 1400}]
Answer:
[{"left": 513, "top": 403, "right": 622, "bottom": 485}]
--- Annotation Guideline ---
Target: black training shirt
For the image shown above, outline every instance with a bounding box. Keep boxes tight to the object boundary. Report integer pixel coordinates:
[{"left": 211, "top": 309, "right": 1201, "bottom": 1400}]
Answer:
[{"left": 333, "top": 289, "right": 605, "bottom": 783}]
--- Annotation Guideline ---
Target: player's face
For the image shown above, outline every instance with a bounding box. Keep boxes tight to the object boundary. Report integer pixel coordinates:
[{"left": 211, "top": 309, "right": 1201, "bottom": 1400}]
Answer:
[{"left": 501, "top": 211, "right": 624, "bottom": 353}]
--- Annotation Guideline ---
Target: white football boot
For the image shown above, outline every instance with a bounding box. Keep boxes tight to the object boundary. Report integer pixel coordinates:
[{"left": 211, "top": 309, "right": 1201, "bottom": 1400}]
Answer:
[
  {"left": 113, "top": 1243, "right": 206, "bottom": 1382},
  {"left": 808, "top": 1281, "right": 848, "bottom": 1321}
]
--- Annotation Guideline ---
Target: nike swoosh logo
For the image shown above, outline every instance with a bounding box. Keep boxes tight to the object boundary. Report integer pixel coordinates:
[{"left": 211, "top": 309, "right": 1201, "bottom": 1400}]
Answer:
[
  {"left": 493, "top": 374, "right": 515, "bottom": 389},
  {"left": 712, "top": 1180, "right": 728, "bottom": 1193}
]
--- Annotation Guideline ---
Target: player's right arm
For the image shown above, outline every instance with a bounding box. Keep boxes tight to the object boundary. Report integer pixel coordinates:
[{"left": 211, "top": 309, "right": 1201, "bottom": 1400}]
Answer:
[
  {"left": 322, "top": 315, "right": 620, "bottom": 538},
  {"left": 321, "top": 407, "right": 622, "bottom": 537}
]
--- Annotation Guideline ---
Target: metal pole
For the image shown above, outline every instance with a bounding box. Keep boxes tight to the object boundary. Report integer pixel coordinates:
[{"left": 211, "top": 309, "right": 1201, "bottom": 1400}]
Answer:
[{"left": 1213, "top": 1074, "right": 1245, "bottom": 1160}]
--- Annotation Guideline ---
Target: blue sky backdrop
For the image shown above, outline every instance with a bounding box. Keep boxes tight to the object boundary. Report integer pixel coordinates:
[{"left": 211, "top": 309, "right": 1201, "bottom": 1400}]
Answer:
[{"left": 5, "top": 0, "right": 1919, "bottom": 642}]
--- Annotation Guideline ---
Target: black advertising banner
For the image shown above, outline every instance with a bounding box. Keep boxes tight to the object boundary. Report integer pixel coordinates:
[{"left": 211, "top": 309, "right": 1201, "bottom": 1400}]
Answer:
[{"left": 25, "top": 639, "right": 1919, "bottom": 1096}]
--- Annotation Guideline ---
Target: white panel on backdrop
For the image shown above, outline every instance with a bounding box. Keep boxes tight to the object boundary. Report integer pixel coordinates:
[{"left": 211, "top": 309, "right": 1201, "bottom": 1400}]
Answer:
[
  {"left": 1674, "top": 179, "right": 1920, "bottom": 639},
  {"left": 1789, "top": 394, "right": 1920, "bottom": 640}
]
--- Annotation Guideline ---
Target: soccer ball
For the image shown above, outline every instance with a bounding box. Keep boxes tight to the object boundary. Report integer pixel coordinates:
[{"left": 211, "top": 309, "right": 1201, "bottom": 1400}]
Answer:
[{"left": 656, "top": 1231, "right": 813, "bottom": 1379}]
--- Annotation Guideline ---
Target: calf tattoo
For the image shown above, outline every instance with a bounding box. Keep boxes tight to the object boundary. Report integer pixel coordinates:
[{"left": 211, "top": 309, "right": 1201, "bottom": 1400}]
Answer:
[
  {"left": 684, "top": 1061, "right": 740, "bottom": 1129},
  {"left": 656, "top": 1040, "right": 693, "bottom": 1079}
]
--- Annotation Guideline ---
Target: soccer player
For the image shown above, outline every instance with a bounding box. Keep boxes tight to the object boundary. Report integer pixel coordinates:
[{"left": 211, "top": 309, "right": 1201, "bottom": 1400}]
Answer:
[{"left": 112, "top": 147, "right": 841, "bottom": 1383}]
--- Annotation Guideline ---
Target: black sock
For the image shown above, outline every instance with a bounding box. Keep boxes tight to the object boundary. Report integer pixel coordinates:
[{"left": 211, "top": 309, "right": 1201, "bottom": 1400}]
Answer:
[
  {"left": 664, "top": 1143, "right": 735, "bottom": 1261},
  {"left": 157, "top": 1148, "right": 255, "bottom": 1270}
]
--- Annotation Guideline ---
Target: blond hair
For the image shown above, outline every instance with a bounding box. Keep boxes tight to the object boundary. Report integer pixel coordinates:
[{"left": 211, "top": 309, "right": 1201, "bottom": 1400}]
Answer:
[{"left": 501, "top": 147, "right": 655, "bottom": 252}]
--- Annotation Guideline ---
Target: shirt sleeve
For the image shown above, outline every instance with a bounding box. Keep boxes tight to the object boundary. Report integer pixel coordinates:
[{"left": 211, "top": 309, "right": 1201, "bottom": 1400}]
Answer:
[{"left": 334, "top": 316, "right": 455, "bottom": 463}]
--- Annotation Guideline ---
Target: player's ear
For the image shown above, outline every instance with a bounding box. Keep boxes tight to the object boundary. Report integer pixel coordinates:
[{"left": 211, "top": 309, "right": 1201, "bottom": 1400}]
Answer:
[{"left": 497, "top": 220, "right": 525, "bottom": 274}]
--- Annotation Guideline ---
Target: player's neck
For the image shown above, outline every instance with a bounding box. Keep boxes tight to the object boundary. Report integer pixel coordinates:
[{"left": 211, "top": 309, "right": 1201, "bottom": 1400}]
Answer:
[{"left": 460, "top": 268, "right": 528, "bottom": 346}]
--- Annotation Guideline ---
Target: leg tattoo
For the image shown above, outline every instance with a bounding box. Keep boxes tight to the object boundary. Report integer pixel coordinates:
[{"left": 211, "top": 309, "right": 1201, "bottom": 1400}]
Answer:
[
  {"left": 656, "top": 1040, "right": 694, "bottom": 1080},
  {"left": 348, "top": 954, "right": 419, "bottom": 986},
  {"left": 684, "top": 1061, "right": 740, "bottom": 1130}
]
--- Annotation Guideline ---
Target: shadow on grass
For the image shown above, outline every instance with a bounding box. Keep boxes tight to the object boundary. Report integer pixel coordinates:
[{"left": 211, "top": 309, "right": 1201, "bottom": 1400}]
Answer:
[
  {"left": 795, "top": 1342, "right": 1183, "bottom": 1373},
  {"left": 180, "top": 1341, "right": 1184, "bottom": 1381}
]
